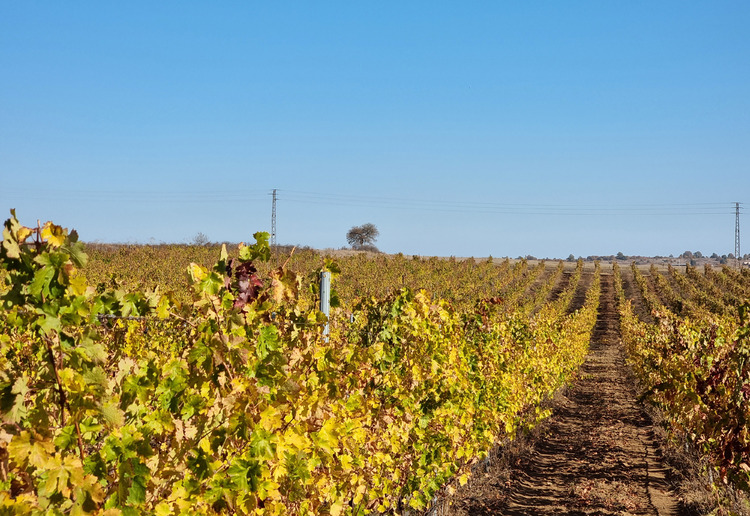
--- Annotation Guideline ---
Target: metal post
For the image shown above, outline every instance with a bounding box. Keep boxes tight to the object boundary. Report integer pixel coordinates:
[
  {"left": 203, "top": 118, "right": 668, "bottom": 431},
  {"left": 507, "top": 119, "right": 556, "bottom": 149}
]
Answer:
[
  {"left": 320, "top": 271, "right": 331, "bottom": 337},
  {"left": 271, "top": 189, "right": 277, "bottom": 247},
  {"left": 736, "top": 202, "right": 741, "bottom": 269}
]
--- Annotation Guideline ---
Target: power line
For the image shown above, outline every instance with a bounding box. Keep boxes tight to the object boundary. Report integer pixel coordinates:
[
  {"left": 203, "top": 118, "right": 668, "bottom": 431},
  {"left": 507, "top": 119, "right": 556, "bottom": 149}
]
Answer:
[
  {"left": 3, "top": 186, "right": 741, "bottom": 216},
  {"left": 278, "top": 190, "right": 737, "bottom": 216},
  {"left": 283, "top": 189, "right": 730, "bottom": 209},
  {"left": 2, "top": 187, "right": 268, "bottom": 204}
]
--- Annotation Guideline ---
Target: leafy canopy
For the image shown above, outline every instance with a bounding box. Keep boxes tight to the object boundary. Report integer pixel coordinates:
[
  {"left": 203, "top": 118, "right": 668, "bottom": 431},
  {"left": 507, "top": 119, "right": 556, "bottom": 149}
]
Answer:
[{"left": 346, "top": 223, "right": 379, "bottom": 251}]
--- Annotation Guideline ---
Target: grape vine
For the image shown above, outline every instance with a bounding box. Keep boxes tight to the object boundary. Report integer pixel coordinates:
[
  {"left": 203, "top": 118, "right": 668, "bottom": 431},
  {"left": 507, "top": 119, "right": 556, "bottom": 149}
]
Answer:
[{"left": 1, "top": 212, "right": 601, "bottom": 515}]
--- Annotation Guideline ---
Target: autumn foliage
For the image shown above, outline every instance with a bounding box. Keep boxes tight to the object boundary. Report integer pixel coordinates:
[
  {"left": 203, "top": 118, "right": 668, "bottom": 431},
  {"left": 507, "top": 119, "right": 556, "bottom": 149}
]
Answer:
[{"left": 0, "top": 212, "right": 601, "bottom": 514}]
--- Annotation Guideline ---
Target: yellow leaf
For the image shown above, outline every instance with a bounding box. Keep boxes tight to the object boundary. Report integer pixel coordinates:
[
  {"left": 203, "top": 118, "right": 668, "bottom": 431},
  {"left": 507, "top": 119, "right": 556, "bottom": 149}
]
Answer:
[
  {"left": 339, "top": 454, "right": 353, "bottom": 472},
  {"left": 258, "top": 479, "right": 281, "bottom": 501},
  {"left": 74, "top": 474, "right": 105, "bottom": 505},
  {"left": 330, "top": 501, "right": 344, "bottom": 516},
  {"left": 284, "top": 430, "right": 310, "bottom": 451},
  {"left": 8, "top": 431, "right": 54, "bottom": 469},
  {"left": 259, "top": 405, "right": 283, "bottom": 432},
  {"left": 17, "top": 226, "right": 32, "bottom": 243},
  {"left": 459, "top": 473, "right": 469, "bottom": 486},
  {"left": 64, "top": 455, "right": 85, "bottom": 486},
  {"left": 154, "top": 501, "right": 173, "bottom": 516},
  {"left": 315, "top": 419, "right": 339, "bottom": 454},
  {"left": 87, "top": 480, "right": 106, "bottom": 505},
  {"left": 43, "top": 454, "right": 69, "bottom": 497},
  {"left": 156, "top": 294, "right": 171, "bottom": 319},
  {"left": 67, "top": 274, "right": 88, "bottom": 297},
  {"left": 270, "top": 274, "right": 285, "bottom": 304},
  {"left": 41, "top": 222, "right": 66, "bottom": 247},
  {"left": 188, "top": 263, "right": 207, "bottom": 282}
]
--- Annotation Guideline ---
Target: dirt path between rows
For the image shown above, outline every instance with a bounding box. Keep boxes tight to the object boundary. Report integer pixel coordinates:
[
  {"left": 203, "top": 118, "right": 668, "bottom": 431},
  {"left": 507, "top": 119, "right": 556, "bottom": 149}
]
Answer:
[
  {"left": 445, "top": 273, "right": 680, "bottom": 515},
  {"left": 619, "top": 267, "right": 653, "bottom": 323}
]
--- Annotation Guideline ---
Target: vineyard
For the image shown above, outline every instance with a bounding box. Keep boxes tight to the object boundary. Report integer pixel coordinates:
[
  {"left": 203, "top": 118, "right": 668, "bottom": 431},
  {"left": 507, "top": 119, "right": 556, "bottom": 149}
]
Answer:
[{"left": 1, "top": 212, "right": 749, "bottom": 514}]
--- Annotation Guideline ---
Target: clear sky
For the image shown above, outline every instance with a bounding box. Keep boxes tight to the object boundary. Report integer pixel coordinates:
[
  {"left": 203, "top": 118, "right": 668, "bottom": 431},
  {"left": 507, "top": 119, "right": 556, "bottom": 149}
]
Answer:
[{"left": 2, "top": 2, "right": 748, "bottom": 258}]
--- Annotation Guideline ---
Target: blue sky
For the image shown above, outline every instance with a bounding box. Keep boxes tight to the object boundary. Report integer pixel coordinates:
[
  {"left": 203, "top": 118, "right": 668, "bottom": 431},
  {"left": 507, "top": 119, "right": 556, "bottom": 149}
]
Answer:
[{"left": 2, "top": 2, "right": 748, "bottom": 258}]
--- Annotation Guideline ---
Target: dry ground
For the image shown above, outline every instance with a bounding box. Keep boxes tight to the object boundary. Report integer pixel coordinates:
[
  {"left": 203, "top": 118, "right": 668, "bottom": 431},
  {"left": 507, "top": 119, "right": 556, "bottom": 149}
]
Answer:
[{"left": 439, "top": 273, "right": 684, "bottom": 515}]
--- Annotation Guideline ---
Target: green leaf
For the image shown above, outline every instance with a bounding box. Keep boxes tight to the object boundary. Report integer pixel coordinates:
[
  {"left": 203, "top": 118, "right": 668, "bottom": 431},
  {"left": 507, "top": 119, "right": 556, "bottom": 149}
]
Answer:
[
  {"left": 228, "top": 459, "right": 261, "bottom": 491},
  {"left": 80, "top": 419, "right": 103, "bottom": 437},
  {"left": 256, "top": 325, "right": 280, "bottom": 360},
  {"left": 126, "top": 474, "right": 147, "bottom": 505},
  {"left": 39, "top": 314, "right": 62, "bottom": 334},
  {"left": 238, "top": 232, "right": 270, "bottom": 262},
  {"left": 79, "top": 339, "right": 108, "bottom": 364},
  {"left": 2, "top": 376, "right": 29, "bottom": 423},
  {"left": 61, "top": 231, "right": 88, "bottom": 267},
  {"left": 187, "top": 448, "right": 212, "bottom": 480},
  {"left": 0, "top": 383, "right": 15, "bottom": 419},
  {"left": 199, "top": 272, "right": 224, "bottom": 296},
  {"left": 82, "top": 366, "right": 108, "bottom": 392},
  {"left": 250, "top": 427, "right": 276, "bottom": 459},
  {"left": 330, "top": 289, "right": 341, "bottom": 308},
  {"left": 323, "top": 257, "right": 341, "bottom": 276},
  {"left": 54, "top": 425, "right": 78, "bottom": 450},
  {"left": 30, "top": 266, "right": 55, "bottom": 299},
  {"left": 83, "top": 452, "right": 107, "bottom": 478}
]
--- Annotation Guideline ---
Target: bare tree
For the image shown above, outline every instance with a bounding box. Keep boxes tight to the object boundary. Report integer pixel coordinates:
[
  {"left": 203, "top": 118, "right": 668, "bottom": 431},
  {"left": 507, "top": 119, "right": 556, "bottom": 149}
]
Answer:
[
  {"left": 346, "top": 223, "right": 379, "bottom": 251},
  {"left": 192, "top": 232, "right": 210, "bottom": 246}
]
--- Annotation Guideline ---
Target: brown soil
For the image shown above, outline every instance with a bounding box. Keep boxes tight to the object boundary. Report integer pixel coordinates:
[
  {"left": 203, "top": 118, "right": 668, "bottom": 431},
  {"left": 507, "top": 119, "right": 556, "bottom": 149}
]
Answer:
[
  {"left": 548, "top": 271, "right": 574, "bottom": 305},
  {"left": 619, "top": 267, "right": 653, "bottom": 323},
  {"left": 524, "top": 266, "right": 558, "bottom": 301},
  {"left": 566, "top": 270, "right": 594, "bottom": 314},
  {"left": 441, "top": 273, "right": 683, "bottom": 515}
]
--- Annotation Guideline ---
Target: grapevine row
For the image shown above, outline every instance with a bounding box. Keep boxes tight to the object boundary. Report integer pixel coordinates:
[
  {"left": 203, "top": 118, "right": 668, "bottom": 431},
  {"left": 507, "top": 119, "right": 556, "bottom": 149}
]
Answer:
[
  {"left": 0, "top": 213, "right": 601, "bottom": 515},
  {"left": 614, "top": 262, "right": 750, "bottom": 494}
]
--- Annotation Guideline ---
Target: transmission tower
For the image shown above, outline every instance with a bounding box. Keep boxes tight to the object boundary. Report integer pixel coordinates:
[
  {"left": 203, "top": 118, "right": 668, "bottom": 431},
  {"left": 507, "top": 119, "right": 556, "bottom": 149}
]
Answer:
[
  {"left": 270, "top": 189, "right": 277, "bottom": 247},
  {"left": 736, "top": 202, "right": 742, "bottom": 269}
]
